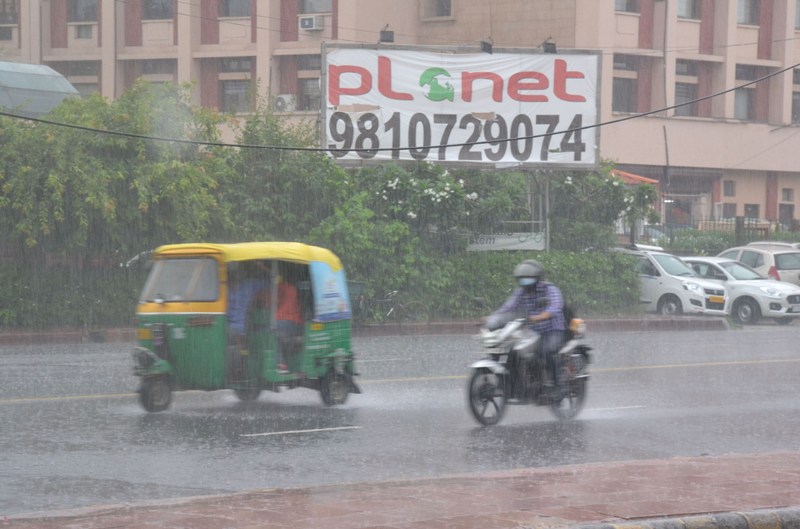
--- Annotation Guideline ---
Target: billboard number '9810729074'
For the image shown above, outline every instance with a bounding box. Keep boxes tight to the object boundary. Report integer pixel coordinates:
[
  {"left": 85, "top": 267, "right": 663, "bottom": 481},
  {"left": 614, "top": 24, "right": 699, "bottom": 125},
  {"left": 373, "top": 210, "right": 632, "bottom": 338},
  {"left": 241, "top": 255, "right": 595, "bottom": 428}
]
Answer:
[{"left": 324, "top": 47, "right": 599, "bottom": 167}]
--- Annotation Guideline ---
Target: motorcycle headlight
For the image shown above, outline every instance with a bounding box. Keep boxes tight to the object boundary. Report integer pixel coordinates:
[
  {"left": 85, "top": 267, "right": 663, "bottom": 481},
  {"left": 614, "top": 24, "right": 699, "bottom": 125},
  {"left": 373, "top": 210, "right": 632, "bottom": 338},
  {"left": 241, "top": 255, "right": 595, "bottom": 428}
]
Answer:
[{"left": 569, "top": 318, "right": 586, "bottom": 335}]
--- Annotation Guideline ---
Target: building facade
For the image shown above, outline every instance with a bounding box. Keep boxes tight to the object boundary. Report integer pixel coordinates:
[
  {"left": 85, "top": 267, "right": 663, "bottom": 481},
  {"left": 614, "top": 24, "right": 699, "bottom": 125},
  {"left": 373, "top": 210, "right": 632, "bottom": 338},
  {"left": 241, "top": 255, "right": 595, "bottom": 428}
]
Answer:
[{"left": 1, "top": 0, "right": 800, "bottom": 226}]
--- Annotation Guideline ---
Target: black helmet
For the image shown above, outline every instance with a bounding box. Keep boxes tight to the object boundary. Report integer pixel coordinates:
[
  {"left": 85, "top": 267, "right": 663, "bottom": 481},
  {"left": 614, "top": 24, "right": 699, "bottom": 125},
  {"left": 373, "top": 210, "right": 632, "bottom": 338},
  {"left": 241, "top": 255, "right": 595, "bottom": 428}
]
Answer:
[{"left": 513, "top": 259, "right": 543, "bottom": 280}]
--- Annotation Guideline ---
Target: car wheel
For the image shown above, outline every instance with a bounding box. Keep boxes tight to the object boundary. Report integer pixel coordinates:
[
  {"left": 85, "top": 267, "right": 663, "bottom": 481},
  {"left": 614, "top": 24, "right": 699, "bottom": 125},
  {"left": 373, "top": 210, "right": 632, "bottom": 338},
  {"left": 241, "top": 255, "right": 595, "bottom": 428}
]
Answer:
[
  {"left": 733, "top": 298, "right": 760, "bottom": 325},
  {"left": 657, "top": 295, "right": 682, "bottom": 316}
]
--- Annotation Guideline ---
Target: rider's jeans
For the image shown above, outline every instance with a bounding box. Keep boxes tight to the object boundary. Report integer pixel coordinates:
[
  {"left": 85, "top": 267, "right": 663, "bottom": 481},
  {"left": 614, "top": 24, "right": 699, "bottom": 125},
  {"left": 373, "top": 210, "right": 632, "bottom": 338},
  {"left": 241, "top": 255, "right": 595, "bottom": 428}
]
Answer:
[{"left": 541, "top": 330, "right": 566, "bottom": 386}]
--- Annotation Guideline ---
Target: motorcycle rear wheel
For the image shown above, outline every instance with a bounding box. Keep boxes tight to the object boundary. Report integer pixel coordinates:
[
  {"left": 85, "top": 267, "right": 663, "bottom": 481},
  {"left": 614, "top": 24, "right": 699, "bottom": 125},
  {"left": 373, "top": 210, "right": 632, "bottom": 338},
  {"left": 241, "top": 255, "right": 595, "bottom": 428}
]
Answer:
[
  {"left": 549, "top": 354, "right": 588, "bottom": 420},
  {"left": 467, "top": 368, "right": 507, "bottom": 426}
]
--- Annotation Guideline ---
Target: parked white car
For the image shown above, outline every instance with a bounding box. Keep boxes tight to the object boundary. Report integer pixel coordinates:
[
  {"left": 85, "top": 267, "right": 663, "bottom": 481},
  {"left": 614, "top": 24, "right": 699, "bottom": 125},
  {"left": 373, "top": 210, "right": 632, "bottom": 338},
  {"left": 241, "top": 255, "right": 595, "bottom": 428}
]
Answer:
[
  {"left": 717, "top": 244, "right": 800, "bottom": 287},
  {"left": 617, "top": 246, "right": 728, "bottom": 316},
  {"left": 684, "top": 256, "right": 800, "bottom": 325}
]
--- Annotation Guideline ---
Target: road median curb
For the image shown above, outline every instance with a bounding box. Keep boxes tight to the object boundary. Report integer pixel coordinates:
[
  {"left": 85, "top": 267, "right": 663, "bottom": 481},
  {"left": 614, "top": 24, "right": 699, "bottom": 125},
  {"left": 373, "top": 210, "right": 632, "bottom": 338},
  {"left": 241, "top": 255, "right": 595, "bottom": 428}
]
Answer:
[
  {"left": 353, "top": 317, "right": 729, "bottom": 336},
  {"left": 572, "top": 508, "right": 800, "bottom": 529},
  {"left": 0, "top": 317, "right": 730, "bottom": 345}
]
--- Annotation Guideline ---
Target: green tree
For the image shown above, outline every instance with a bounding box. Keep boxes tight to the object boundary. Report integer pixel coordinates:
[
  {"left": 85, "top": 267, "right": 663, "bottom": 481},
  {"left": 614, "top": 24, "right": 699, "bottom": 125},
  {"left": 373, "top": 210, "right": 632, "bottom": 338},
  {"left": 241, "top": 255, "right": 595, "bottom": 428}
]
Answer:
[
  {"left": 0, "top": 81, "right": 234, "bottom": 268},
  {"left": 547, "top": 162, "right": 657, "bottom": 251},
  {"left": 225, "top": 95, "right": 350, "bottom": 241}
]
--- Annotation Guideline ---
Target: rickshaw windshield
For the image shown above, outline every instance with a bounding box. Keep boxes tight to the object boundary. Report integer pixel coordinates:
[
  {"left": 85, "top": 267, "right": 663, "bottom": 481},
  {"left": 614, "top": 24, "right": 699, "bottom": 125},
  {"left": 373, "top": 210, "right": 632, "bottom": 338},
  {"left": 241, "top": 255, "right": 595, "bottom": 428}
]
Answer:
[{"left": 140, "top": 258, "right": 218, "bottom": 302}]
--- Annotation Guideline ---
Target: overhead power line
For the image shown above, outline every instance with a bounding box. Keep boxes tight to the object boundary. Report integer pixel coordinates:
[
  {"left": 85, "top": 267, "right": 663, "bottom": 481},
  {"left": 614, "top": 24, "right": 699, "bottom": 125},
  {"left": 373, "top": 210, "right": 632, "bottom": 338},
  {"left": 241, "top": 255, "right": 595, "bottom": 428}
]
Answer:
[{"left": 1, "top": 61, "right": 798, "bottom": 154}]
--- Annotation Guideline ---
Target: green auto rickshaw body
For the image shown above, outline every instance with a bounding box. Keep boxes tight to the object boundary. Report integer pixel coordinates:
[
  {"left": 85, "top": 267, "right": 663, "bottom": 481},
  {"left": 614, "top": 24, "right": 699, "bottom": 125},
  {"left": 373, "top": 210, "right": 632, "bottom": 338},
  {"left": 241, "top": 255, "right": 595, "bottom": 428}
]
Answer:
[{"left": 133, "top": 242, "right": 359, "bottom": 411}]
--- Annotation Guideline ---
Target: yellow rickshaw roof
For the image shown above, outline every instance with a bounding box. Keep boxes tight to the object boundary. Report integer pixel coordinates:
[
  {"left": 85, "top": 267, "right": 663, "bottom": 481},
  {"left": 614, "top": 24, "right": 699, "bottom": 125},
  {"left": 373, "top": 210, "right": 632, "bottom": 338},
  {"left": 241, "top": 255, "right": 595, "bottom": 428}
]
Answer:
[{"left": 152, "top": 242, "right": 343, "bottom": 271}]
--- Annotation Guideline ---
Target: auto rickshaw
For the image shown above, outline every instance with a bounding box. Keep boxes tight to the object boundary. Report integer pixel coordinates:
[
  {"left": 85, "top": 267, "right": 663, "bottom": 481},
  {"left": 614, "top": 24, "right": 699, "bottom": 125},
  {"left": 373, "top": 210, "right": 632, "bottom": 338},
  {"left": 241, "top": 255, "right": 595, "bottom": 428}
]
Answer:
[{"left": 132, "top": 242, "right": 360, "bottom": 412}]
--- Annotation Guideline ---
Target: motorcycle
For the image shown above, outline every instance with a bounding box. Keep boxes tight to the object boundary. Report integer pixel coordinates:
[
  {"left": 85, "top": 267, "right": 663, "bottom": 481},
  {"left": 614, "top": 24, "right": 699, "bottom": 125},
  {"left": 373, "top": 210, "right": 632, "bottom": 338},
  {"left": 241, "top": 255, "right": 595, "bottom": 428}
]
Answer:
[{"left": 467, "top": 314, "right": 591, "bottom": 426}]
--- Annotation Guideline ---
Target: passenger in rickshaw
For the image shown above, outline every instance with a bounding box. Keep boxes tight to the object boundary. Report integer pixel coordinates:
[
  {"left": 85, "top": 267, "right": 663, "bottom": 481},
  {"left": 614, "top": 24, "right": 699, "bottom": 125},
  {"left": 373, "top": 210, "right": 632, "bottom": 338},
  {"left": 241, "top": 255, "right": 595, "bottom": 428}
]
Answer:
[
  {"left": 244, "top": 263, "right": 305, "bottom": 374},
  {"left": 226, "top": 261, "right": 268, "bottom": 381},
  {"left": 227, "top": 261, "right": 267, "bottom": 346},
  {"left": 274, "top": 273, "right": 303, "bottom": 372}
]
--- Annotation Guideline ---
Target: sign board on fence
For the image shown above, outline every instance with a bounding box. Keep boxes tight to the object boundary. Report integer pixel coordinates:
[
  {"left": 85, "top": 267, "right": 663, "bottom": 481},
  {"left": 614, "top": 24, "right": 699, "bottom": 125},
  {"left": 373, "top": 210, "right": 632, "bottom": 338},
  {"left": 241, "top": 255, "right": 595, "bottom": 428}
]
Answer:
[
  {"left": 322, "top": 45, "right": 599, "bottom": 168},
  {"left": 468, "top": 233, "right": 546, "bottom": 252}
]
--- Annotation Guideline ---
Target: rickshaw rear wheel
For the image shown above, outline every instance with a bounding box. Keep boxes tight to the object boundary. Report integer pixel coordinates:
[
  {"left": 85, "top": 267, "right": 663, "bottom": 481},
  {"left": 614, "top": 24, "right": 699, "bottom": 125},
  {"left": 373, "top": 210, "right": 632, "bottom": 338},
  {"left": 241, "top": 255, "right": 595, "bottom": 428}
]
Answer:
[
  {"left": 320, "top": 371, "right": 350, "bottom": 406},
  {"left": 139, "top": 376, "right": 171, "bottom": 413},
  {"left": 234, "top": 388, "right": 262, "bottom": 402}
]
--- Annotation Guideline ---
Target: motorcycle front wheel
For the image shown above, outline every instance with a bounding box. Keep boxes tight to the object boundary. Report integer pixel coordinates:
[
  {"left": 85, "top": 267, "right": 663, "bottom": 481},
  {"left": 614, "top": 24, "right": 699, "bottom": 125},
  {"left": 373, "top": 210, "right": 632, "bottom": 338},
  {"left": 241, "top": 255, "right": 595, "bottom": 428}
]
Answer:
[{"left": 467, "top": 368, "right": 507, "bottom": 426}]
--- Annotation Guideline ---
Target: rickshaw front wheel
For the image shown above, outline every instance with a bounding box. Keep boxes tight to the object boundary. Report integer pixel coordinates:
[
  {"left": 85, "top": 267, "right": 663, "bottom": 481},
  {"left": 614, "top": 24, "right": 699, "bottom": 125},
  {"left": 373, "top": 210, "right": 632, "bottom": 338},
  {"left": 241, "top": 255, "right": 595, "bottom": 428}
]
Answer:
[
  {"left": 320, "top": 371, "right": 350, "bottom": 406},
  {"left": 234, "top": 388, "right": 262, "bottom": 402},
  {"left": 139, "top": 376, "right": 172, "bottom": 413}
]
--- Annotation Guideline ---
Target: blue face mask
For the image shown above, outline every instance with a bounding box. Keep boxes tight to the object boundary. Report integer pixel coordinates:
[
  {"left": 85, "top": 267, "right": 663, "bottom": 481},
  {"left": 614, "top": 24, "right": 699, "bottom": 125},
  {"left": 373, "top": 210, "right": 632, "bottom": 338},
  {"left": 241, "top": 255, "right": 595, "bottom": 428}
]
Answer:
[{"left": 518, "top": 277, "right": 537, "bottom": 287}]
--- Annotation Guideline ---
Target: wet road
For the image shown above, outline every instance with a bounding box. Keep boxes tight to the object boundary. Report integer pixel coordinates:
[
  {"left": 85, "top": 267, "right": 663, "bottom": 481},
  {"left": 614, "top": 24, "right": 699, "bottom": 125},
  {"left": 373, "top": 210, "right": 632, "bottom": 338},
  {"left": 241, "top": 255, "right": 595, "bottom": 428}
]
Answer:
[{"left": 2, "top": 325, "right": 800, "bottom": 516}]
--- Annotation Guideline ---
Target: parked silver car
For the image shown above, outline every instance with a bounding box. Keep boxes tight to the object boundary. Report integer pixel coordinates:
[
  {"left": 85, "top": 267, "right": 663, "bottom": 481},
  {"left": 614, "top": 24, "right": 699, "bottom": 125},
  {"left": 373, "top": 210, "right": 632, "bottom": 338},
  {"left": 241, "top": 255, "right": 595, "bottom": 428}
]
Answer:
[{"left": 684, "top": 256, "right": 800, "bottom": 325}]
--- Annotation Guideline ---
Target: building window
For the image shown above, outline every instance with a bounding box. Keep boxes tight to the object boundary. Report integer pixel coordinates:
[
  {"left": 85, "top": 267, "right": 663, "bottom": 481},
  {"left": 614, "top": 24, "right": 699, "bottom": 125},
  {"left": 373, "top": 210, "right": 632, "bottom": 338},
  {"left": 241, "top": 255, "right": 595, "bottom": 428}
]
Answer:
[
  {"left": 422, "top": 0, "right": 452, "bottom": 18},
  {"left": 675, "top": 83, "right": 697, "bottom": 117},
  {"left": 614, "top": 54, "right": 639, "bottom": 72},
  {"left": 220, "top": 57, "right": 252, "bottom": 73},
  {"left": 221, "top": 80, "right": 252, "bottom": 113},
  {"left": 297, "top": 55, "right": 322, "bottom": 71},
  {"left": 73, "top": 83, "right": 98, "bottom": 98},
  {"left": 68, "top": 0, "right": 97, "bottom": 23},
  {"left": 796, "top": 0, "right": 800, "bottom": 29},
  {"left": 300, "top": 0, "right": 332, "bottom": 14},
  {"left": 738, "top": 0, "right": 759, "bottom": 25},
  {"left": 0, "top": 26, "right": 10, "bottom": 40},
  {"left": 298, "top": 78, "right": 320, "bottom": 111},
  {"left": 613, "top": 78, "right": 637, "bottom": 112},
  {"left": 792, "top": 92, "right": 800, "bottom": 124},
  {"left": 48, "top": 60, "right": 100, "bottom": 77},
  {"left": 735, "top": 65, "right": 758, "bottom": 120},
  {"left": 779, "top": 204, "right": 795, "bottom": 226},
  {"left": 675, "top": 60, "right": 699, "bottom": 117},
  {"left": 219, "top": 0, "right": 250, "bottom": 18},
  {"left": 678, "top": 0, "right": 700, "bottom": 19},
  {"left": 722, "top": 203, "right": 737, "bottom": 218},
  {"left": 676, "top": 60, "right": 698, "bottom": 77},
  {"left": 143, "top": 0, "right": 173, "bottom": 20},
  {"left": 792, "top": 70, "right": 800, "bottom": 124},
  {"left": 723, "top": 180, "right": 736, "bottom": 197},
  {"left": 75, "top": 24, "right": 93, "bottom": 39},
  {"left": 744, "top": 204, "right": 760, "bottom": 219},
  {"left": 783, "top": 188, "right": 795, "bottom": 202},
  {"left": 615, "top": 0, "right": 639, "bottom": 13},
  {"left": 142, "top": 59, "right": 176, "bottom": 75},
  {"left": 0, "top": 0, "right": 17, "bottom": 24},
  {"left": 612, "top": 54, "right": 638, "bottom": 113}
]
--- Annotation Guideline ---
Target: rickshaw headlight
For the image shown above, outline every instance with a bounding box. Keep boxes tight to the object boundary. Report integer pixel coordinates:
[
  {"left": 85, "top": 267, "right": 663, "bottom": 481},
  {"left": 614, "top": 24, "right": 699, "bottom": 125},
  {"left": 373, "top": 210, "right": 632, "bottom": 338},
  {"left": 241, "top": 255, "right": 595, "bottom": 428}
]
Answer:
[{"left": 133, "top": 347, "right": 155, "bottom": 368}]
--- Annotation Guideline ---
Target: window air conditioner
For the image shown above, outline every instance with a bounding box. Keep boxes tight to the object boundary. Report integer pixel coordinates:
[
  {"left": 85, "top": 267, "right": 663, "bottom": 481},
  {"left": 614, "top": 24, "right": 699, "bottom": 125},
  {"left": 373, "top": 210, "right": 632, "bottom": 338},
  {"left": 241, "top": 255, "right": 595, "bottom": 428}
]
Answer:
[
  {"left": 273, "top": 94, "right": 295, "bottom": 112},
  {"left": 299, "top": 15, "right": 324, "bottom": 31}
]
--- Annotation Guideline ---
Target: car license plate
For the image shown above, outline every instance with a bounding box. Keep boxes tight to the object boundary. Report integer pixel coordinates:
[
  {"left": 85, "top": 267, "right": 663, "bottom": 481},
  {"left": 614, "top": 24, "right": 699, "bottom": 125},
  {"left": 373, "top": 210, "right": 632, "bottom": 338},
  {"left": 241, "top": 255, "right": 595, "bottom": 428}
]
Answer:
[
  {"left": 709, "top": 295, "right": 724, "bottom": 304},
  {"left": 789, "top": 306, "right": 800, "bottom": 313}
]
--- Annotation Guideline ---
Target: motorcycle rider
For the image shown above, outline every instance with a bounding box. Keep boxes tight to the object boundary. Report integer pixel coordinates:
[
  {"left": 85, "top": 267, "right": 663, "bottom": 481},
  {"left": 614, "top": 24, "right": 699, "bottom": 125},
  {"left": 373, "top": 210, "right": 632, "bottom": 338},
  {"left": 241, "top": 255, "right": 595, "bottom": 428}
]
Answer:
[{"left": 487, "top": 259, "right": 567, "bottom": 399}]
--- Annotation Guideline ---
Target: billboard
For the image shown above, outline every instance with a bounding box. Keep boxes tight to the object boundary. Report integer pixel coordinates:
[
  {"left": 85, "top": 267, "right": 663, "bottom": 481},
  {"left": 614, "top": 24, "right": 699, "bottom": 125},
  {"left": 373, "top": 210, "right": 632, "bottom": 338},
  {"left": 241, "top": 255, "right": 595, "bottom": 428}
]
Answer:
[{"left": 322, "top": 46, "right": 599, "bottom": 167}]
